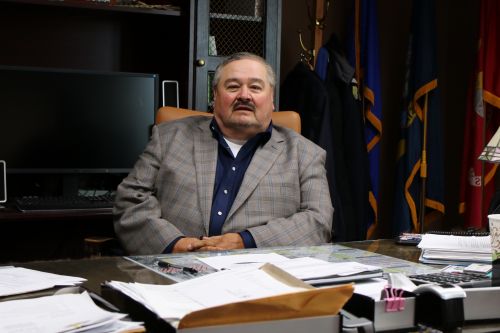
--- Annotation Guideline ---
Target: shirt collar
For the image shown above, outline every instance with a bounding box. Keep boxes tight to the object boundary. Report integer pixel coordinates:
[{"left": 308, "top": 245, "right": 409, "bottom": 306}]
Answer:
[{"left": 209, "top": 118, "right": 272, "bottom": 145}]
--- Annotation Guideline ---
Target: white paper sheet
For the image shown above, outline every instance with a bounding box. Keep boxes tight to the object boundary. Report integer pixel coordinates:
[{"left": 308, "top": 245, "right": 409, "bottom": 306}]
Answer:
[
  {"left": 273, "top": 257, "right": 381, "bottom": 279},
  {"left": 0, "top": 291, "right": 143, "bottom": 333},
  {"left": 106, "top": 264, "right": 308, "bottom": 323},
  {"left": 197, "top": 253, "right": 289, "bottom": 270},
  {"left": 0, "top": 266, "right": 86, "bottom": 297}
]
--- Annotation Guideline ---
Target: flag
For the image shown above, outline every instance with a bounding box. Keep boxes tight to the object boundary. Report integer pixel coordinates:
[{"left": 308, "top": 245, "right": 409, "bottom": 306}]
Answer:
[
  {"left": 459, "top": 0, "right": 500, "bottom": 230},
  {"left": 347, "top": 0, "right": 382, "bottom": 238},
  {"left": 393, "top": 0, "right": 445, "bottom": 235}
]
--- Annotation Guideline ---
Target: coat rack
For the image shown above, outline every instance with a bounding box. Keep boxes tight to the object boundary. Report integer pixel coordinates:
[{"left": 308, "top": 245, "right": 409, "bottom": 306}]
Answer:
[{"left": 297, "top": 0, "right": 330, "bottom": 68}]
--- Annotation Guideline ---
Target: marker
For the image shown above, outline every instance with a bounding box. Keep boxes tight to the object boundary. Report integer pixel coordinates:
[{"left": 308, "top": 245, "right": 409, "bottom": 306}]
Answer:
[{"left": 157, "top": 260, "right": 199, "bottom": 274}]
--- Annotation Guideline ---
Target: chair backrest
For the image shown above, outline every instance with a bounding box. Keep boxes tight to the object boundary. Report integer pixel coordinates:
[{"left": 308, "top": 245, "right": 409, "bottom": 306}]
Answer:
[{"left": 155, "top": 106, "right": 301, "bottom": 134}]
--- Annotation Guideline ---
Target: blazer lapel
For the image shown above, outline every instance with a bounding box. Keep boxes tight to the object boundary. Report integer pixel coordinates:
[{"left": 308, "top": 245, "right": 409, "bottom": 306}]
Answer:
[
  {"left": 227, "top": 130, "right": 285, "bottom": 220},
  {"left": 194, "top": 120, "right": 218, "bottom": 234}
]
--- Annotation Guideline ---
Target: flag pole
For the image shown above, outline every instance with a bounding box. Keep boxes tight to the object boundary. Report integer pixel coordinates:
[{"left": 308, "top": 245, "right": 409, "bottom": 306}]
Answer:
[{"left": 419, "top": 93, "right": 429, "bottom": 234}]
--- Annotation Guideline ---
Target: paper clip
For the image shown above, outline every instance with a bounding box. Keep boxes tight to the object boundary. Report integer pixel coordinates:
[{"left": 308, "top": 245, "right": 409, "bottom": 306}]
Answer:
[{"left": 383, "top": 286, "right": 405, "bottom": 312}]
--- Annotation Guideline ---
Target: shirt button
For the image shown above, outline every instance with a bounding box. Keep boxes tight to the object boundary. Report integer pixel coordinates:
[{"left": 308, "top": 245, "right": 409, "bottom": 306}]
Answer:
[
  {"left": 217, "top": 211, "right": 223, "bottom": 216},
  {"left": 232, "top": 166, "right": 236, "bottom": 171},
  {"left": 223, "top": 189, "right": 228, "bottom": 194}
]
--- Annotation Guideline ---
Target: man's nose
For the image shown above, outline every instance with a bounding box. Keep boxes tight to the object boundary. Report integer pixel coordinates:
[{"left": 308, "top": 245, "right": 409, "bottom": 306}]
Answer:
[{"left": 238, "top": 86, "right": 251, "bottom": 100}]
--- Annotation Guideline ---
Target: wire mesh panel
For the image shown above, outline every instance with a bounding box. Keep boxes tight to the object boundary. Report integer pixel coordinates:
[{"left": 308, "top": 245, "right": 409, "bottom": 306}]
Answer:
[{"left": 209, "top": 0, "right": 266, "bottom": 57}]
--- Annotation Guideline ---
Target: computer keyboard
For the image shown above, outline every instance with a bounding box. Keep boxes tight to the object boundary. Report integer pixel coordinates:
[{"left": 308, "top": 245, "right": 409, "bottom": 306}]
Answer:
[
  {"left": 15, "top": 194, "right": 114, "bottom": 213},
  {"left": 409, "top": 271, "right": 491, "bottom": 288}
]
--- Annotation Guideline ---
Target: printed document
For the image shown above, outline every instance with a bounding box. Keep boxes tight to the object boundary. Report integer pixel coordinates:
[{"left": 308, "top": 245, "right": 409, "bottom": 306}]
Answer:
[
  {"left": 198, "top": 253, "right": 382, "bottom": 285},
  {"left": 106, "top": 263, "right": 308, "bottom": 323},
  {"left": 0, "top": 291, "right": 144, "bottom": 333},
  {"left": 418, "top": 234, "right": 492, "bottom": 264},
  {"left": 0, "top": 266, "right": 86, "bottom": 297}
]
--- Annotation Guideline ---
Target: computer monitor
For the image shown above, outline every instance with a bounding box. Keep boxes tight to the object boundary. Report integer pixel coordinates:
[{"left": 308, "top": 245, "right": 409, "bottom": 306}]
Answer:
[{"left": 0, "top": 66, "right": 158, "bottom": 195}]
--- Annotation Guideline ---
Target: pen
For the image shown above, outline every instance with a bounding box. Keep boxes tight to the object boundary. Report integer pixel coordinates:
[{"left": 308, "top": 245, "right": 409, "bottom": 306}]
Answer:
[{"left": 157, "top": 260, "right": 199, "bottom": 274}]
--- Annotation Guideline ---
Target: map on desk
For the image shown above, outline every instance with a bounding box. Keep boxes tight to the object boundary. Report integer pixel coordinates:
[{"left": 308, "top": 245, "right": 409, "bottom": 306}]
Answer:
[{"left": 125, "top": 244, "right": 439, "bottom": 283}]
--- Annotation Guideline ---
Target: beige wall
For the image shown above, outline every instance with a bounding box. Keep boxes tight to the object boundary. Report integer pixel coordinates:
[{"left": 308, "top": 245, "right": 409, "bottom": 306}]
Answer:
[{"left": 280, "top": 0, "right": 480, "bottom": 237}]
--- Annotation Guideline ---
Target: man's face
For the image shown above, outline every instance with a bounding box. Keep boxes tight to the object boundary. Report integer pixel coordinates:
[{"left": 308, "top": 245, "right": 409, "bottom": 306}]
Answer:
[{"left": 213, "top": 58, "right": 274, "bottom": 140}]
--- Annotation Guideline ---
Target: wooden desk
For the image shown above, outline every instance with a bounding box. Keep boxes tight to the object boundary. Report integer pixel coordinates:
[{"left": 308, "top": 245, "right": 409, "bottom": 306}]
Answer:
[
  {"left": 15, "top": 239, "right": 417, "bottom": 294},
  {"left": 10, "top": 240, "right": 500, "bottom": 332}
]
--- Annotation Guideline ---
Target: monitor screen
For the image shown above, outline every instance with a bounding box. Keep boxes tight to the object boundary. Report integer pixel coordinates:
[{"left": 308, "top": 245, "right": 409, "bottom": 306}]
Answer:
[{"left": 0, "top": 66, "right": 158, "bottom": 174}]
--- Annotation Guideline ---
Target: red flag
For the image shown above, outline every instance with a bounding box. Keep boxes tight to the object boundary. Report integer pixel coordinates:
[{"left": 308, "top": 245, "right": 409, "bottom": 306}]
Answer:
[{"left": 459, "top": 0, "right": 500, "bottom": 229}]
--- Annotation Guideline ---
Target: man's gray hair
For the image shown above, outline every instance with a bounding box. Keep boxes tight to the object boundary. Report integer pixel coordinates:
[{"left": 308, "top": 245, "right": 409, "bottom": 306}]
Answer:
[{"left": 211, "top": 52, "right": 276, "bottom": 92}]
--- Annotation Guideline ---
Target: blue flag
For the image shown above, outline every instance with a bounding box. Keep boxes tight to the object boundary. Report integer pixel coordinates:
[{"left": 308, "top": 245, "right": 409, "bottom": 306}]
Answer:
[
  {"left": 347, "top": 0, "right": 382, "bottom": 238},
  {"left": 393, "top": 0, "right": 445, "bottom": 235}
]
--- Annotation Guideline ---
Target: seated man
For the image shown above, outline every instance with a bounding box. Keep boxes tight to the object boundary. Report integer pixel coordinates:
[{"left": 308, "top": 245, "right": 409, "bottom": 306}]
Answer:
[{"left": 113, "top": 52, "right": 333, "bottom": 254}]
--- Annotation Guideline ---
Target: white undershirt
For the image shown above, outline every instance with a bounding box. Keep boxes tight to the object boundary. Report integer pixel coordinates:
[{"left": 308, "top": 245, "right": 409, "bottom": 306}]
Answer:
[{"left": 224, "top": 137, "right": 246, "bottom": 157}]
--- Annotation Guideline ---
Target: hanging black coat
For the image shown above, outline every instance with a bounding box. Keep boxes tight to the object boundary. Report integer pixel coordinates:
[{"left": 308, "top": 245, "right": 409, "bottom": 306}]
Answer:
[
  {"left": 280, "top": 61, "right": 345, "bottom": 241},
  {"left": 280, "top": 37, "right": 371, "bottom": 242}
]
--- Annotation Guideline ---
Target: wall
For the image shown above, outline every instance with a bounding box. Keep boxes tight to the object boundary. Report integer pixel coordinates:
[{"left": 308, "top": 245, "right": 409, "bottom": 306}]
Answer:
[{"left": 280, "top": 0, "right": 480, "bottom": 237}]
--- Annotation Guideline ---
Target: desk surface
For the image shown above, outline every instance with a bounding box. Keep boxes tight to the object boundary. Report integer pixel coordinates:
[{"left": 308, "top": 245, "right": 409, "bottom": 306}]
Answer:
[
  {"left": 15, "top": 239, "right": 419, "bottom": 294},
  {"left": 11, "top": 239, "right": 500, "bottom": 332}
]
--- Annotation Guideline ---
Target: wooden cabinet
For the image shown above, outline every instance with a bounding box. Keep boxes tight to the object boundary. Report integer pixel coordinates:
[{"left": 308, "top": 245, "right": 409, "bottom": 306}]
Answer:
[
  {"left": 0, "top": 0, "right": 281, "bottom": 110},
  {"left": 189, "top": 0, "right": 282, "bottom": 110},
  {"left": 0, "top": 0, "right": 191, "bottom": 106}
]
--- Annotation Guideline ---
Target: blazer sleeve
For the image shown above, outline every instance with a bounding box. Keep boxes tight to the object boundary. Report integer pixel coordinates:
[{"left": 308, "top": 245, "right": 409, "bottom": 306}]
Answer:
[{"left": 113, "top": 125, "right": 186, "bottom": 255}]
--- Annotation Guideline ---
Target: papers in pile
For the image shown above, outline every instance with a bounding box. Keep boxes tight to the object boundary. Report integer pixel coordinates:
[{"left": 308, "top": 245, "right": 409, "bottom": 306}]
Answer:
[
  {"left": 197, "top": 253, "right": 383, "bottom": 285},
  {"left": 106, "top": 262, "right": 355, "bottom": 329},
  {"left": 0, "top": 266, "right": 86, "bottom": 297},
  {"left": 107, "top": 264, "right": 309, "bottom": 326},
  {"left": 417, "top": 234, "right": 492, "bottom": 264},
  {"left": 0, "top": 291, "right": 144, "bottom": 333}
]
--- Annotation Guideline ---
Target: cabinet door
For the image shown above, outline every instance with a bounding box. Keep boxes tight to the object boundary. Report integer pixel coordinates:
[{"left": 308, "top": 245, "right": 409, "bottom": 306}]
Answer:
[{"left": 189, "top": 0, "right": 281, "bottom": 111}]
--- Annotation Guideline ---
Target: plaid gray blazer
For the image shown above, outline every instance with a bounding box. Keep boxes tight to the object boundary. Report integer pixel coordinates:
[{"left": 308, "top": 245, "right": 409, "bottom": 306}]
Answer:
[{"left": 113, "top": 116, "right": 333, "bottom": 254}]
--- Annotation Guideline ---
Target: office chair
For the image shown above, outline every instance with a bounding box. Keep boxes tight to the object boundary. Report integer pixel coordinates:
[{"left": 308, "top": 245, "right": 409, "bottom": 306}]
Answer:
[{"left": 155, "top": 106, "right": 301, "bottom": 134}]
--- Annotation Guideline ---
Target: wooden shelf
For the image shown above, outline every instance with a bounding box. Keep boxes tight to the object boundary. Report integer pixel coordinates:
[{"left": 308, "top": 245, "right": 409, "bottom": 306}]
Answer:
[{"left": 0, "top": 0, "right": 182, "bottom": 16}]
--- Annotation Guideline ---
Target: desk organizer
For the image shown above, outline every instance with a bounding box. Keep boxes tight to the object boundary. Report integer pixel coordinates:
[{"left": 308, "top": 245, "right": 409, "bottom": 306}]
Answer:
[{"left": 343, "top": 293, "right": 416, "bottom": 332}]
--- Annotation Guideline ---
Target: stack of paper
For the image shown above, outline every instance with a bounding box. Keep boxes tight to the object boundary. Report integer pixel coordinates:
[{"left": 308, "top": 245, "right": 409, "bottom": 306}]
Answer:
[
  {"left": 106, "top": 263, "right": 354, "bottom": 329},
  {"left": 197, "top": 253, "right": 383, "bottom": 285},
  {"left": 0, "top": 291, "right": 144, "bottom": 333},
  {"left": 107, "top": 264, "right": 309, "bottom": 326},
  {"left": 418, "top": 234, "right": 492, "bottom": 264},
  {"left": 0, "top": 266, "right": 86, "bottom": 297}
]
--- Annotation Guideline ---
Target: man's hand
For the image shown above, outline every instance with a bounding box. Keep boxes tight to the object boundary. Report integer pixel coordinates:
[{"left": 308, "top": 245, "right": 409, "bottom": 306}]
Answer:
[
  {"left": 172, "top": 237, "right": 206, "bottom": 253},
  {"left": 198, "top": 233, "right": 244, "bottom": 251}
]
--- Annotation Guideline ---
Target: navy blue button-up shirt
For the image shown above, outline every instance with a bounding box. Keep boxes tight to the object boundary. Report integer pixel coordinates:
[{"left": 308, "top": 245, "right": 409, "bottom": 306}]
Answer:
[{"left": 209, "top": 119, "right": 271, "bottom": 247}]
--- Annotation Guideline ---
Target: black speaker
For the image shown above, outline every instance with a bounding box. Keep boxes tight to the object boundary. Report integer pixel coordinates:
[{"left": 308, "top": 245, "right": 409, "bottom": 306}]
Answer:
[
  {"left": 162, "top": 80, "right": 179, "bottom": 107},
  {"left": 0, "top": 160, "right": 6, "bottom": 203}
]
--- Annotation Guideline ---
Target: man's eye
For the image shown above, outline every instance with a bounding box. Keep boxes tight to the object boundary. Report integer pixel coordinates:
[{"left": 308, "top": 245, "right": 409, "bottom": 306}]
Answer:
[
  {"left": 250, "top": 85, "right": 263, "bottom": 91},
  {"left": 227, "top": 85, "right": 239, "bottom": 91}
]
